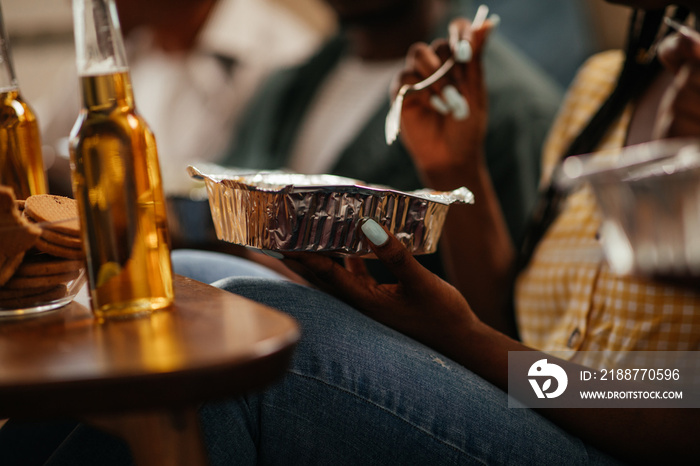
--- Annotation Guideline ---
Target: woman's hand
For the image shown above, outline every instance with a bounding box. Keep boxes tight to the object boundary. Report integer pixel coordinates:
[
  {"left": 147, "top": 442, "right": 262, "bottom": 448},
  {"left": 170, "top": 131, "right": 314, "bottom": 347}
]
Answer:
[
  {"left": 395, "top": 16, "right": 496, "bottom": 175},
  {"left": 282, "top": 219, "right": 479, "bottom": 351},
  {"left": 654, "top": 32, "right": 700, "bottom": 138}
]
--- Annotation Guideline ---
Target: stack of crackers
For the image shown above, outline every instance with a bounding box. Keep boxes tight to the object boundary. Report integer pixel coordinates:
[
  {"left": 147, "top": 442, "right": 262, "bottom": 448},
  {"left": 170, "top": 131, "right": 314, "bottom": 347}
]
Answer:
[{"left": 0, "top": 186, "right": 86, "bottom": 310}]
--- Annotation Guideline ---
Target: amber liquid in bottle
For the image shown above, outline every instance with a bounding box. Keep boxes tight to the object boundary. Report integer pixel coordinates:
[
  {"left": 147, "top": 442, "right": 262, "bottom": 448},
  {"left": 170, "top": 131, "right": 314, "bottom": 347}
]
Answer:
[
  {"left": 70, "top": 71, "right": 173, "bottom": 318},
  {"left": 0, "top": 89, "right": 47, "bottom": 199}
]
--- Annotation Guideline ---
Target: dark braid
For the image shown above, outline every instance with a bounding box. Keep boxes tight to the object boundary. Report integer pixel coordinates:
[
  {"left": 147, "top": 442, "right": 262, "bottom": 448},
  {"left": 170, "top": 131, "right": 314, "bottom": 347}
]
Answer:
[
  {"left": 516, "top": 6, "right": 690, "bottom": 273},
  {"left": 565, "top": 8, "right": 680, "bottom": 157}
]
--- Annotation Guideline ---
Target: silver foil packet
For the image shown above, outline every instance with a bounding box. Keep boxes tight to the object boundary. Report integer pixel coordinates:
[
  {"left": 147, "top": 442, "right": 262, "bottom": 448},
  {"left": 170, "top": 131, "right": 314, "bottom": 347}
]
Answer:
[
  {"left": 555, "top": 138, "right": 700, "bottom": 278},
  {"left": 188, "top": 165, "right": 474, "bottom": 256}
]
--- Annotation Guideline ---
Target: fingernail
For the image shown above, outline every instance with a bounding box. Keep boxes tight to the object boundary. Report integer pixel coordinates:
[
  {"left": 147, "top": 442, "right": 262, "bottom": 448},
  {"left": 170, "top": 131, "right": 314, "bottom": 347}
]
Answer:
[
  {"left": 488, "top": 14, "right": 501, "bottom": 28},
  {"left": 430, "top": 95, "right": 450, "bottom": 115},
  {"left": 453, "top": 98, "right": 470, "bottom": 120},
  {"left": 442, "top": 85, "right": 470, "bottom": 121},
  {"left": 455, "top": 39, "right": 472, "bottom": 63},
  {"left": 261, "top": 249, "right": 285, "bottom": 260},
  {"left": 361, "top": 219, "right": 389, "bottom": 246}
]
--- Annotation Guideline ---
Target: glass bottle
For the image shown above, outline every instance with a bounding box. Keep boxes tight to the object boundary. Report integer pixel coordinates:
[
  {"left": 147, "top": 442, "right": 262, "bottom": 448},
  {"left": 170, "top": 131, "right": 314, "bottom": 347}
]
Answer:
[
  {"left": 0, "top": 3, "right": 47, "bottom": 199},
  {"left": 69, "top": 0, "right": 173, "bottom": 319}
]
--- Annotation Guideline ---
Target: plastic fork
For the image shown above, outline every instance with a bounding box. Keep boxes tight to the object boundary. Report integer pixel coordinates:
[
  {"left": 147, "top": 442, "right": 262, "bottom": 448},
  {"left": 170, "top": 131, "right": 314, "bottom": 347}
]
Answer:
[
  {"left": 664, "top": 17, "right": 700, "bottom": 44},
  {"left": 384, "top": 4, "right": 490, "bottom": 145}
]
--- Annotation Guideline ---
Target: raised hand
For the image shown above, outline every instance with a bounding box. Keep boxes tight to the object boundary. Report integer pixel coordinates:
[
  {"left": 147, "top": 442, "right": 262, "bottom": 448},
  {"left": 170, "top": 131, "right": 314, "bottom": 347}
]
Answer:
[
  {"left": 654, "top": 32, "right": 700, "bottom": 139},
  {"left": 396, "top": 16, "right": 496, "bottom": 176}
]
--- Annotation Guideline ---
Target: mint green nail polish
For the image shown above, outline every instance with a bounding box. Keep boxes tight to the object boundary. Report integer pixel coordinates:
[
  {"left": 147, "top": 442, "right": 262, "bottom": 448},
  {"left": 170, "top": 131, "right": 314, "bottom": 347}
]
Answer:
[
  {"left": 361, "top": 219, "right": 389, "bottom": 246},
  {"left": 455, "top": 40, "right": 472, "bottom": 63},
  {"left": 430, "top": 95, "right": 450, "bottom": 115},
  {"left": 443, "top": 85, "right": 469, "bottom": 121}
]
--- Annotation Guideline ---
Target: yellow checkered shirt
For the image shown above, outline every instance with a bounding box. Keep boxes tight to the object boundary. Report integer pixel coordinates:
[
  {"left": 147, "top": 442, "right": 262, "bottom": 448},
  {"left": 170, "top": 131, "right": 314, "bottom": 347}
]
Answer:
[{"left": 514, "top": 51, "right": 700, "bottom": 366}]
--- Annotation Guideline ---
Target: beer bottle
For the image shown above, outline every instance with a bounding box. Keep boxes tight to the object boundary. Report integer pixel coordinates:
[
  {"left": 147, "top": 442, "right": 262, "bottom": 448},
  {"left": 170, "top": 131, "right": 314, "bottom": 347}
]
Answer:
[
  {"left": 0, "top": 3, "right": 47, "bottom": 199},
  {"left": 69, "top": 0, "right": 173, "bottom": 319}
]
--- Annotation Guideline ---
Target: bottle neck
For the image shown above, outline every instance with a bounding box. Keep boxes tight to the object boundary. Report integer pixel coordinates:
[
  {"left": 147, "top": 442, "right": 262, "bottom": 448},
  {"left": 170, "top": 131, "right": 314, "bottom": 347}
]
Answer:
[
  {"left": 72, "top": 0, "right": 129, "bottom": 77},
  {"left": 0, "top": 6, "right": 19, "bottom": 92},
  {"left": 80, "top": 70, "right": 135, "bottom": 110}
]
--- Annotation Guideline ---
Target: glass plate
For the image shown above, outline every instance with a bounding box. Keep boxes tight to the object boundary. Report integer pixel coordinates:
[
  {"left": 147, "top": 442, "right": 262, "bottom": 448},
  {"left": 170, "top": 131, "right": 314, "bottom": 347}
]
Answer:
[{"left": 0, "top": 269, "right": 87, "bottom": 320}]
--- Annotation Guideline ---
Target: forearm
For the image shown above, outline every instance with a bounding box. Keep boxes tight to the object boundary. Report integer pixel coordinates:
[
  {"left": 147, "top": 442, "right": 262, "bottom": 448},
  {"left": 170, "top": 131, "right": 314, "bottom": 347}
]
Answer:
[{"left": 421, "top": 159, "right": 517, "bottom": 336}]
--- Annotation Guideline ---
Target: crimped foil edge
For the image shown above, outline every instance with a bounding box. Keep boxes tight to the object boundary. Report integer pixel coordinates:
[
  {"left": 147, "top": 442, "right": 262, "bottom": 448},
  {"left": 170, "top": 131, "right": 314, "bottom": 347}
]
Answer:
[{"left": 189, "top": 166, "right": 473, "bottom": 256}]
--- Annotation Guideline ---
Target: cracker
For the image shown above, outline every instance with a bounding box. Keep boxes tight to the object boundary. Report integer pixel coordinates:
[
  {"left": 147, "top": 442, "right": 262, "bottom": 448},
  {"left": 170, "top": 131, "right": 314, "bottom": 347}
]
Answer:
[
  {"left": 0, "top": 252, "right": 25, "bottom": 286},
  {"left": 34, "top": 237, "right": 85, "bottom": 260},
  {"left": 0, "top": 187, "right": 42, "bottom": 256},
  {"left": 40, "top": 226, "right": 83, "bottom": 249},
  {"left": 15, "top": 256, "right": 83, "bottom": 277},
  {"left": 24, "top": 195, "right": 81, "bottom": 236},
  {"left": 24, "top": 214, "right": 83, "bottom": 249},
  {"left": 4, "top": 270, "right": 81, "bottom": 290},
  {"left": 0, "top": 186, "right": 16, "bottom": 212},
  {"left": 0, "top": 284, "right": 68, "bottom": 309},
  {"left": 0, "top": 284, "right": 56, "bottom": 299}
]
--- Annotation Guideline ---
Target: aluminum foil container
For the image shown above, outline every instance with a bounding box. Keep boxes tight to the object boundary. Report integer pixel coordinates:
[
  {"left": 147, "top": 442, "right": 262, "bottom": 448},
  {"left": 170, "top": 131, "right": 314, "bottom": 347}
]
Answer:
[
  {"left": 188, "top": 165, "right": 474, "bottom": 256},
  {"left": 555, "top": 138, "right": 700, "bottom": 280}
]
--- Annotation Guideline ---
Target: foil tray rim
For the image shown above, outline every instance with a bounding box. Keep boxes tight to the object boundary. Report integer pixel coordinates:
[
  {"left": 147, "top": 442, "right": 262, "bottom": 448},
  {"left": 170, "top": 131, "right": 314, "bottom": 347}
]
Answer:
[{"left": 187, "top": 165, "right": 474, "bottom": 205}]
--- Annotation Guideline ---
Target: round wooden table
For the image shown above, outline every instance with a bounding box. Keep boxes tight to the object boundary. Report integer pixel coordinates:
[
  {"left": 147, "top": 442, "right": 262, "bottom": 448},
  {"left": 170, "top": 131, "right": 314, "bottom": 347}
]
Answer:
[{"left": 0, "top": 275, "right": 300, "bottom": 465}]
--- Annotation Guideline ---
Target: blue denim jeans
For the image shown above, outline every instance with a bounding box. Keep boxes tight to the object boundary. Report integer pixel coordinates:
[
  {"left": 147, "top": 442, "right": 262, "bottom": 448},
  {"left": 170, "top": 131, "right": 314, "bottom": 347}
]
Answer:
[
  {"left": 45, "top": 252, "right": 620, "bottom": 465},
  {"left": 171, "top": 249, "right": 285, "bottom": 283}
]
